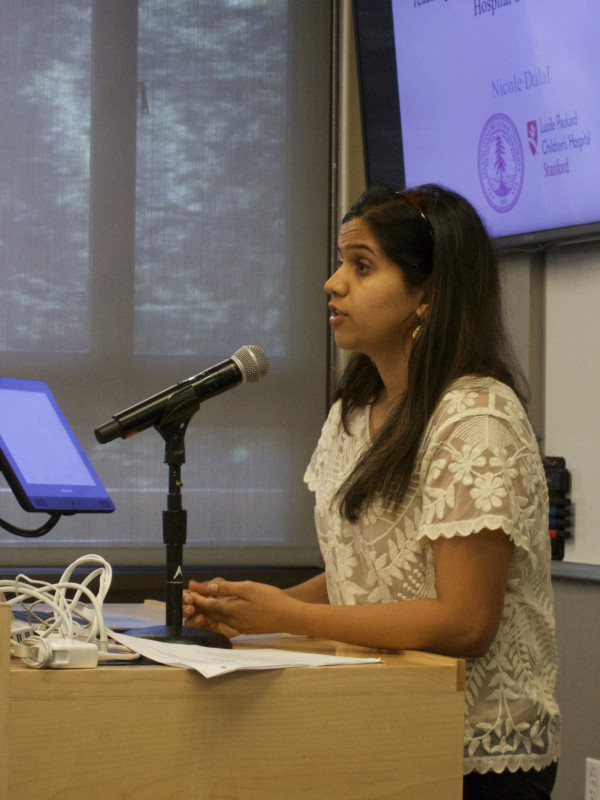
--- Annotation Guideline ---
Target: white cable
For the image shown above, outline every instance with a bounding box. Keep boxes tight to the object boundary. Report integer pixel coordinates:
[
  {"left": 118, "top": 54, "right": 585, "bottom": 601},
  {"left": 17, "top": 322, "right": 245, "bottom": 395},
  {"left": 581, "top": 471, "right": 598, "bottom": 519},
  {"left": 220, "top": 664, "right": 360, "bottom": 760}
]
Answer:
[{"left": 1, "top": 554, "right": 140, "bottom": 666}]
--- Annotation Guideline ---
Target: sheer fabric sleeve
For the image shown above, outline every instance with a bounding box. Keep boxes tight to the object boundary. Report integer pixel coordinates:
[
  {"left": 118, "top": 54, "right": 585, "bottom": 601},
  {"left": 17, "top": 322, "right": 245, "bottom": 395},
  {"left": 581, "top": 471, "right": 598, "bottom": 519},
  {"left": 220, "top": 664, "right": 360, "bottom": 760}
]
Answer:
[{"left": 417, "top": 385, "right": 547, "bottom": 552}]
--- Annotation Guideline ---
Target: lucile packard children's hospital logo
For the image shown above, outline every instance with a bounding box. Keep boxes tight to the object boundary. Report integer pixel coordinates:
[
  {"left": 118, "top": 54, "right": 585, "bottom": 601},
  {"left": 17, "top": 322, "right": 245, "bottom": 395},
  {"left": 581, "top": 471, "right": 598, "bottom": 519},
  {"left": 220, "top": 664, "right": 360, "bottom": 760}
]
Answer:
[{"left": 478, "top": 113, "right": 524, "bottom": 213}]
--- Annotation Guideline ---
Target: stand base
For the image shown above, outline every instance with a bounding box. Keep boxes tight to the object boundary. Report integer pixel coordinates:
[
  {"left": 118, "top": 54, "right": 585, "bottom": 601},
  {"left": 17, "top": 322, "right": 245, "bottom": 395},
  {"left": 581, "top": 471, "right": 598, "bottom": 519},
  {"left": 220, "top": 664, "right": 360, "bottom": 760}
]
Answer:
[{"left": 125, "top": 624, "right": 232, "bottom": 649}]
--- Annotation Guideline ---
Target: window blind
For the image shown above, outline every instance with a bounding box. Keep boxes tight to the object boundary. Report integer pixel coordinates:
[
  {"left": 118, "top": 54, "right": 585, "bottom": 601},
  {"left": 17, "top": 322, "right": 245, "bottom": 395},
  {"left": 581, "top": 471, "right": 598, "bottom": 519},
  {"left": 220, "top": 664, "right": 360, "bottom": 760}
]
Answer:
[{"left": 0, "top": 0, "right": 332, "bottom": 569}]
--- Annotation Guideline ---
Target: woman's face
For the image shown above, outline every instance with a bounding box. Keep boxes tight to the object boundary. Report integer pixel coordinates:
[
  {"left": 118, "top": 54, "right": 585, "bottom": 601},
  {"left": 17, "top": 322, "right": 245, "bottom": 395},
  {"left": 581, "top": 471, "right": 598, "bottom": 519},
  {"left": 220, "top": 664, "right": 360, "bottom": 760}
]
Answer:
[{"left": 325, "top": 217, "right": 428, "bottom": 363}]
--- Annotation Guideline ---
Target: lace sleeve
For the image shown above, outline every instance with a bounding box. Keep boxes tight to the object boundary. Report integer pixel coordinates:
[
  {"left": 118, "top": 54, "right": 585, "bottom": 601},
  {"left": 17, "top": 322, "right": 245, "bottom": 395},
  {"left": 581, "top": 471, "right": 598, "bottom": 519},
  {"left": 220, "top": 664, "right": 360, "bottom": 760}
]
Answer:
[{"left": 417, "top": 386, "right": 547, "bottom": 551}]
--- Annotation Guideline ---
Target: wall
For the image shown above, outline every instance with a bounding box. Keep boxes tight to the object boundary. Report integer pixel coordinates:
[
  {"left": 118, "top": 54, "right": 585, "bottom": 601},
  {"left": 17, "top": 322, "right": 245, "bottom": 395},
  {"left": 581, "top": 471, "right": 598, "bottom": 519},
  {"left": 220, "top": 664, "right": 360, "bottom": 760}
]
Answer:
[
  {"left": 552, "top": 575, "right": 600, "bottom": 800},
  {"left": 542, "top": 243, "right": 600, "bottom": 799},
  {"left": 503, "top": 242, "right": 600, "bottom": 800},
  {"left": 545, "top": 242, "right": 600, "bottom": 566}
]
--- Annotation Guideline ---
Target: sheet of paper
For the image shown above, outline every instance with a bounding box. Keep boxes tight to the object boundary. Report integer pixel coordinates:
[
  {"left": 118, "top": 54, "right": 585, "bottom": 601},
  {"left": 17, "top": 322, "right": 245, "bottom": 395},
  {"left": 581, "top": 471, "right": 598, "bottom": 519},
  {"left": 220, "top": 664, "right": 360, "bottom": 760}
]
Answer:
[{"left": 110, "top": 631, "right": 381, "bottom": 679}]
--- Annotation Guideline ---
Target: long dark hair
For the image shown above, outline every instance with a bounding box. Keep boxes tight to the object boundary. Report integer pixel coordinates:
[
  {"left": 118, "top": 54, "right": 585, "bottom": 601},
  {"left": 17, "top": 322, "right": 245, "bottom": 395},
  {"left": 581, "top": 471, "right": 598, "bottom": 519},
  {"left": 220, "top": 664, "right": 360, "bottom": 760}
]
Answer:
[{"left": 335, "top": 185, "right": 527, "bottom": 521}]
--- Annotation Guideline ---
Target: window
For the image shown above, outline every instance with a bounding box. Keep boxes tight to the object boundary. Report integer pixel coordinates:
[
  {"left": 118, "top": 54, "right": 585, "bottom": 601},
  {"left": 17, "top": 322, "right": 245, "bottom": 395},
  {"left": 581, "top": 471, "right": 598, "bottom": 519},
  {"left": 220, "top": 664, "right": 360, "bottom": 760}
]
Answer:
[{"left": 0, "top": 0, "right": 332, "bottom": 569}]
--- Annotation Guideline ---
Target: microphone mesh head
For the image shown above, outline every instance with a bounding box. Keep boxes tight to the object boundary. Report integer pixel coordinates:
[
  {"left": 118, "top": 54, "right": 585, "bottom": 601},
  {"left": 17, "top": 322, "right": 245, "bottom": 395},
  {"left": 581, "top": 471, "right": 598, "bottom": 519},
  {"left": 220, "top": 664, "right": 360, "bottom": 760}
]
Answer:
[{"left": 233, "top": 345, "right": 269, "bottom": 382}]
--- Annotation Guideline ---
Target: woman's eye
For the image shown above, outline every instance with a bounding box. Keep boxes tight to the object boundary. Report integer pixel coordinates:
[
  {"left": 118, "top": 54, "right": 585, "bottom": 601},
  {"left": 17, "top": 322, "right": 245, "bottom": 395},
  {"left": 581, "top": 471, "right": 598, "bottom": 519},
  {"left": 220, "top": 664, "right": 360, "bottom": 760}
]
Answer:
[{"left": 356, "top": 261, "right": 370, "bottom": 274}]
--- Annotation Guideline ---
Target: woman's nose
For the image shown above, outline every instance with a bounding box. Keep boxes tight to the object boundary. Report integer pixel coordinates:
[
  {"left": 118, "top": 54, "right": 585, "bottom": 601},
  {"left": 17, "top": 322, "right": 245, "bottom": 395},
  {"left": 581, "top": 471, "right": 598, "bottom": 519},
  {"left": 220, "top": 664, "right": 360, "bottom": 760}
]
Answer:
[{"left": 324, "top": 264, "right": 346, "bottom": 295}]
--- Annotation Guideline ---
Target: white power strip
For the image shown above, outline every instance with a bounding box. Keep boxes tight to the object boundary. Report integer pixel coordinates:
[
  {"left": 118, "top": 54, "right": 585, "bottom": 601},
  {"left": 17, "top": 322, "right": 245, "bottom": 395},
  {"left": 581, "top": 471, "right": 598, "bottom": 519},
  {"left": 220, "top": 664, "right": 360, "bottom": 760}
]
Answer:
[
  {"left": 10, "top": 620, "right": 35, "bottom": 645},
  {"left": 586, "top": 758, "right": 600, "bottom": 800}
]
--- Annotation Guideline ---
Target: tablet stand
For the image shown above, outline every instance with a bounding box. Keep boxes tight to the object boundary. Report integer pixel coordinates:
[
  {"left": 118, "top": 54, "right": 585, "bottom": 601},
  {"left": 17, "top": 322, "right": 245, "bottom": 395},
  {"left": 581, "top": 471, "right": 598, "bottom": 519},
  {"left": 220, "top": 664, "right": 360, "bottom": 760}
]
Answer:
[{"left": 125, "top": 396, "right": 231, "bottom": 648}]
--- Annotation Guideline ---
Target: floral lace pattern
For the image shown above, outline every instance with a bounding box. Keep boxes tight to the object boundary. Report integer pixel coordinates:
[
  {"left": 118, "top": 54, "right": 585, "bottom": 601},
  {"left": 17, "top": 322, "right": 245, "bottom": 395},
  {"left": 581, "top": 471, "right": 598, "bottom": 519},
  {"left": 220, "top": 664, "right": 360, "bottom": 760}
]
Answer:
[{"left": 304, "top": 376, "right": 560, "bottom": 774}]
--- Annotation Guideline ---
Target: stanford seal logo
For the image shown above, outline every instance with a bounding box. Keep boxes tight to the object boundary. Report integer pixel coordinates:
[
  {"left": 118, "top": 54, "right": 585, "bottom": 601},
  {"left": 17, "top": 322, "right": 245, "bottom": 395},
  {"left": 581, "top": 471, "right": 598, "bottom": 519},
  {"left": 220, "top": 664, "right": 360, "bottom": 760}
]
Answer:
[{"left": 478, "top": 113, "right": 524, "bottom": 213}]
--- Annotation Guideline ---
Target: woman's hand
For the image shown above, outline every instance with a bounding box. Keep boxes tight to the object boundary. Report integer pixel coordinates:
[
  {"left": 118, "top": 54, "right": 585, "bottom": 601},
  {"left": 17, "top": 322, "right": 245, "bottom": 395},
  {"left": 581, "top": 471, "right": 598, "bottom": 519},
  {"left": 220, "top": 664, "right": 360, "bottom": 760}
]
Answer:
[
  {"left": 182, "top": 578, "right": 304, "bottom": 637},
  {"left": 182, "top": 578, "right": 241, "bottom": 638}
]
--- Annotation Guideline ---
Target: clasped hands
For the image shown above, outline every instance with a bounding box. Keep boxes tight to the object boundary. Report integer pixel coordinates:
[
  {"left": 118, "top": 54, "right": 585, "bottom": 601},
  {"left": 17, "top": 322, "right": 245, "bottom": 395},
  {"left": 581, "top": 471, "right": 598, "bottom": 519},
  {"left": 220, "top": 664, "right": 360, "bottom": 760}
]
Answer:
[{"left": 182, "top": 578, "right": 300, "bottom": 639}]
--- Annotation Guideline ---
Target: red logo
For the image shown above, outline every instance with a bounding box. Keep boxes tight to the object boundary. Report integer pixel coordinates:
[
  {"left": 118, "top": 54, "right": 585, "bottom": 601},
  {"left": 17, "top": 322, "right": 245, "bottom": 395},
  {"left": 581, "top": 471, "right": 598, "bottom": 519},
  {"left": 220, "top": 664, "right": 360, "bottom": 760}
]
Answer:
[{"left": 527, "top": 120, "right": 538, "bottom": 155}]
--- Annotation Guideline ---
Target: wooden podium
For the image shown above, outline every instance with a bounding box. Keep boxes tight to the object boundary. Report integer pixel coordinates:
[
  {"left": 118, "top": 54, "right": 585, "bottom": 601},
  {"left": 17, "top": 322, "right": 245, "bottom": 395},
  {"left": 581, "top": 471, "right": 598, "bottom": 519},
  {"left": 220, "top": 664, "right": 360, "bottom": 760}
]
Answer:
[{"left": 0, "top": 603, "right": 465, "bottom": 800}]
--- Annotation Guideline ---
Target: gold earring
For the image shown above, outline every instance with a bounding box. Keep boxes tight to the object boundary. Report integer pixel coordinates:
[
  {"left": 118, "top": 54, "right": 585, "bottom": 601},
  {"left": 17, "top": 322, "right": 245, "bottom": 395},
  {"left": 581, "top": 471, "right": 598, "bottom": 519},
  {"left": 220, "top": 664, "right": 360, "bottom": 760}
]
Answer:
[{"left": 412, "top": 324, "right": 423, "bottom": 340}]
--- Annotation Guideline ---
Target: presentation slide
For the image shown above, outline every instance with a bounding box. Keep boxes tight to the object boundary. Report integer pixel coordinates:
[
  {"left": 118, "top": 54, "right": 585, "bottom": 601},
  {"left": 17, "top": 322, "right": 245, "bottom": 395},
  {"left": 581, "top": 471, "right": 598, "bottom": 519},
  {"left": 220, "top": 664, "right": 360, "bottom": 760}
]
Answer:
[{"left": 391, "top": 0, "right": 599, "bottom": 240}]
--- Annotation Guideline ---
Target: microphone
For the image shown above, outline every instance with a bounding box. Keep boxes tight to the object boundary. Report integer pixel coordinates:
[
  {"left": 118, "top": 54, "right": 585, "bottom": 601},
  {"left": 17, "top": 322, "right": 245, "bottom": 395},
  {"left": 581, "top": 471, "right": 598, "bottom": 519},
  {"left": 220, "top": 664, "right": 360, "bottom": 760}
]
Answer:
[{"left": 94, "top": 345, "right": 269, "bottom": 444}]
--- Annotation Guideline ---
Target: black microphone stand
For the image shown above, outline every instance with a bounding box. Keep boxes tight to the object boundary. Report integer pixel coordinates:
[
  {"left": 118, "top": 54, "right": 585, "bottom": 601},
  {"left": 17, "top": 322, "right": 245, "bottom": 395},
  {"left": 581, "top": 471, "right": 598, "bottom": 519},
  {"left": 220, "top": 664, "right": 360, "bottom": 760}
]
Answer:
[{"left": 126, "top": 389, "right": 231, "bottom": 648}]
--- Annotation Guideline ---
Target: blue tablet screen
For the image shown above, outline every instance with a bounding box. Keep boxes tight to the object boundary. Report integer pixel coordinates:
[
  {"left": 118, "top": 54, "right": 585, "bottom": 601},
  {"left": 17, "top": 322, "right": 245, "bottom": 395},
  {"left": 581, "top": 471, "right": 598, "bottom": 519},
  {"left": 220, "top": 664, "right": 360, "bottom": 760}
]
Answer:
[{"left": 0, "top": 378, "right": 114, "bottom": 513}]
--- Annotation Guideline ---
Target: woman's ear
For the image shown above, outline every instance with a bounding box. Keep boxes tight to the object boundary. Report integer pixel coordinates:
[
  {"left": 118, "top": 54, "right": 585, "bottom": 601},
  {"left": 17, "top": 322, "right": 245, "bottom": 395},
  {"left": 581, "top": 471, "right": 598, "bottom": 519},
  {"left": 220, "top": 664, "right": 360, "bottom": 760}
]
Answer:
[{"left": 416, "top": 283, "right": 433, "bottom": 321}]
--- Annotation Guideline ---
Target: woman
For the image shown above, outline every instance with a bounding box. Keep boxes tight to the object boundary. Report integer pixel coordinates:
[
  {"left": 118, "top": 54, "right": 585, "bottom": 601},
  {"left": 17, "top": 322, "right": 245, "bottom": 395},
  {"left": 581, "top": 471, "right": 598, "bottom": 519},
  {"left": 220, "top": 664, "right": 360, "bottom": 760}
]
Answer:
[{"left": 183, "top": 185, "right": 560, "bottom": 798}]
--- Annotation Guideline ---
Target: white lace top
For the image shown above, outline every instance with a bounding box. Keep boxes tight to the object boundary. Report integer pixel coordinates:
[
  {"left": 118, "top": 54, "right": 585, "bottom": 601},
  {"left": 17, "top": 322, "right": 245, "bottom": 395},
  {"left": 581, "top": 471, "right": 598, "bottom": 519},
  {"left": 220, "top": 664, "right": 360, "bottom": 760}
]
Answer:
[{"left": 304, "top": 376, "right": 560, "bottom": 775}]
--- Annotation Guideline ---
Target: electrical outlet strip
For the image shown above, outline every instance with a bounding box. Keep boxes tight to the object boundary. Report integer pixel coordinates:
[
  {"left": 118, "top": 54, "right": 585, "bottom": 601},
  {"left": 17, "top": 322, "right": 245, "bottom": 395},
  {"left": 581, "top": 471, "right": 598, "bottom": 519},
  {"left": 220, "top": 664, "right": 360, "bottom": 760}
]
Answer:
[
  {"left": 586, "top": 758, "right": 600, "bottom": 800},
  {"left": 10, "top": 620, "right": 35, "bottom": 645}
]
